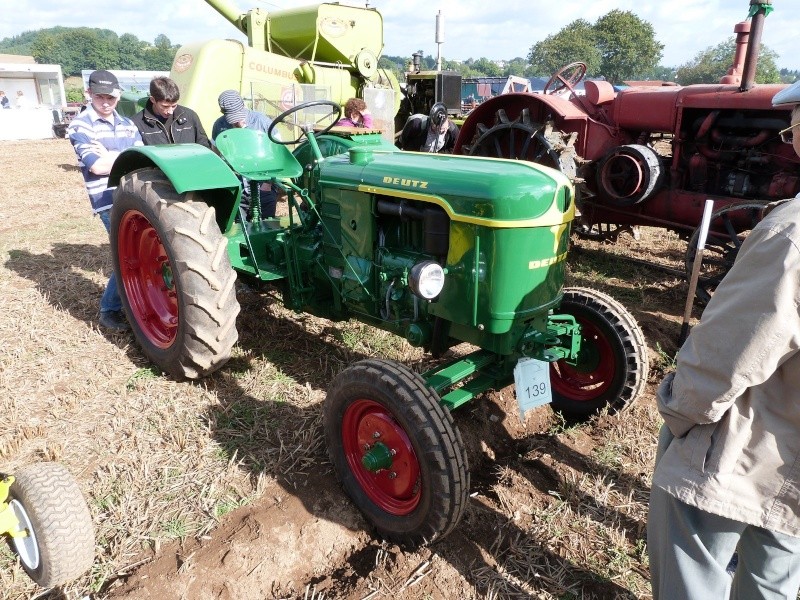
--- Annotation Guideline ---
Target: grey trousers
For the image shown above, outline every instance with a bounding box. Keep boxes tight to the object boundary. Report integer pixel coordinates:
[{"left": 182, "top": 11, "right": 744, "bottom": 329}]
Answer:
[{"left": 648, "top": 426, "right": 800, "bottom": 599}]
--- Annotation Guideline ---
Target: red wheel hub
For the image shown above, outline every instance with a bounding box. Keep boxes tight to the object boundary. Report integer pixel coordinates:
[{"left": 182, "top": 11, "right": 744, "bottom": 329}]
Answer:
[
  {"left": 550, "top": 318, "right": 616, "bottom": 402},
  {"left": 600, "top": 152, "right": 645, "bottom": 200},
  {"left": 117, "top": 210, "right": 178, "bottom": 348},
  {"left": 341, "top": 399, "right": 421, "bottom": 515}
]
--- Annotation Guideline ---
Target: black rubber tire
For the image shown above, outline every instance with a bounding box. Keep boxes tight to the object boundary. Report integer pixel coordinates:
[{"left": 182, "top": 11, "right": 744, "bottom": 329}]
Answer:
[
  {"left": 323, "top": 359, "right": 469, "bottom": 546},
  {"left": 111, "top": 168, "right": 240, "bottom": 380},
  {"left": 9, "top": 463, "right": 95, "bottom": 587},
  {"left": 551, "top": 287, "right": 648, "bottom": 417}
]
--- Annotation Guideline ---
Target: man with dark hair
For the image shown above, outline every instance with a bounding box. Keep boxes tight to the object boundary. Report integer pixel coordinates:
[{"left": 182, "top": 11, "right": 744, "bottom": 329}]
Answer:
[
  {"left": 131, "top": 76, "right": 210, "bottom": 147},
  {"left": 67, "top": 70, "right": 143, "bottom": 332},
  {"left": 647, "top": 78, "right": 800, "bottom": 600},
  {"left": 398, "top": 102, "right": 459, "bottom": 153}
]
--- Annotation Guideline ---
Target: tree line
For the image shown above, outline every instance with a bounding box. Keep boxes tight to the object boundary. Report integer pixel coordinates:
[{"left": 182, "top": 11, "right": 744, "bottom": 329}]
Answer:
[
  {"left": 2, "top": 13, "right": 797, "bottom": 89},
  {"left": 0, "top": 27, "right": 178, "bottom": 76},
  {"left": 381, "top": 9, "right": 795, "bottom": 86}
]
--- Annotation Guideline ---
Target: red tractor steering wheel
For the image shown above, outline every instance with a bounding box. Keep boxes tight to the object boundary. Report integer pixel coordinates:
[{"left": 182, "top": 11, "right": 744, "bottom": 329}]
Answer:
[{"left": 544, "top": 62, "right": 588, "bottom": 95}]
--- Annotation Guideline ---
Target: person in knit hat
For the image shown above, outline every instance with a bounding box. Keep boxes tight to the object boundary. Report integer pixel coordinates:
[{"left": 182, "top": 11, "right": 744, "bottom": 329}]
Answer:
[{"left": 212, "top": 89, "right": 274, "bottom": 137}]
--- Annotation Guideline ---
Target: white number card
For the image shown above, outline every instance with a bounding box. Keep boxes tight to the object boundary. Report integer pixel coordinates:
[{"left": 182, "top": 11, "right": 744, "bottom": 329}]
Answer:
[{"left": 514, "top": 357, "right": 553, "bottom": 421}]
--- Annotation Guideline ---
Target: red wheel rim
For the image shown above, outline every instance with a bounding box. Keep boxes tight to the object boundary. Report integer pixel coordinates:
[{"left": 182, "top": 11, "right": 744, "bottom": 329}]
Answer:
[
  {"left": 117, "top": 210, "right": 178, "bottom": 348},
  {"left": 550, "top": 317, "right": 616, "bottom": 402},
  {"left": 341, "top": 399, "right": 421, "bottom": 515}
]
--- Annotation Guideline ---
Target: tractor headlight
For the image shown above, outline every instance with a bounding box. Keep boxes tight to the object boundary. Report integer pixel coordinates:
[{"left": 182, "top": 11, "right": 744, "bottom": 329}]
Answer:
[{"left": 409, "top": 261, "right": 445, "bottom": 300}]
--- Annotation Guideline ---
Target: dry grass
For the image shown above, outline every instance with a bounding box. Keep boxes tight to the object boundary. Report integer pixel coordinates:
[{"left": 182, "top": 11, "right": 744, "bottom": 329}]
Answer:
[
  {"left": 0, "top": 139, "right": 403, "bottom": 598},
  {"left": 0, "top": 138, "right": 676, "bottom": 600}
]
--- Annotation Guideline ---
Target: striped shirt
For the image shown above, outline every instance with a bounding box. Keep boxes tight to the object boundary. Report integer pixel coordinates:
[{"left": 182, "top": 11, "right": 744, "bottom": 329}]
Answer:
[{"left": 67, "top": 106, "right": 142, "bottom": 213}]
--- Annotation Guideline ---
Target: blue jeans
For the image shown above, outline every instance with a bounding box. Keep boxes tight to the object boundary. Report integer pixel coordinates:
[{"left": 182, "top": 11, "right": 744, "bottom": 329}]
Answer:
[
  {"left": 97, "top": 210, "right": 122, "bottom": 313},
  {"left": 648, "top": 426, "right": 800, "bottom": 600}
]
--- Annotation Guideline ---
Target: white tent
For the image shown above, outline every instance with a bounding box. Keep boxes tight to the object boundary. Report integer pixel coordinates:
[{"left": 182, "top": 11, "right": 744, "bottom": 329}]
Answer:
[{"left": 0, "top": 55, "right": 67, "bottom": 140}]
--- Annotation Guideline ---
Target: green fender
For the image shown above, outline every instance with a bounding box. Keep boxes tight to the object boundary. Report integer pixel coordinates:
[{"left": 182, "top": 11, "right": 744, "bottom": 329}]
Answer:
[{"left": 108, "top": 144, "right": 242, "bottom": 233}]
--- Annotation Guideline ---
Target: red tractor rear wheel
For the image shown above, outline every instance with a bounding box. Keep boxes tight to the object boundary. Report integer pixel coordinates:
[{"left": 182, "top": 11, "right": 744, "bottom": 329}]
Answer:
[
  {"left": 323, "top": 359, "right": 469, "bottom": 546},
  {"left": 111, "top": 168, "right": 240, "bottom": 380},
  {"left": 551, "top": 287, "right": 648, "bottom": 416}
]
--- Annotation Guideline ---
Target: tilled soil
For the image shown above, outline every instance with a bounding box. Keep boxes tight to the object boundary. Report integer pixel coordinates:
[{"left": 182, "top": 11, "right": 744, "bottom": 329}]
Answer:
[{"left": 1, "top": 138, "right": 691, "bottom": 600}]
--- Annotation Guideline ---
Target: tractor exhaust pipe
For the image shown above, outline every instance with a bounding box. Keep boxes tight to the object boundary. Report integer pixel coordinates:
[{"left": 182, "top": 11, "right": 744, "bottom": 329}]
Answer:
[{"left": 740, "top": 0, "right": 772, "bottom": 92}]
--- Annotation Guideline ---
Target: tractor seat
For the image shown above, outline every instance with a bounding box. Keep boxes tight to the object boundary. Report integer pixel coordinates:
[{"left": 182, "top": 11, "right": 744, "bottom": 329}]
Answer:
[{"left": 215, "top": 128, "right": 302, "bottom": 180}]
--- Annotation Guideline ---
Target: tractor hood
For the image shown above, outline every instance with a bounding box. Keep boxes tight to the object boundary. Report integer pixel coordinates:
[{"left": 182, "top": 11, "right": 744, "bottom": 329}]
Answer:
[{"left": 318, "top": 148, "right": 574, "bottom": 227}]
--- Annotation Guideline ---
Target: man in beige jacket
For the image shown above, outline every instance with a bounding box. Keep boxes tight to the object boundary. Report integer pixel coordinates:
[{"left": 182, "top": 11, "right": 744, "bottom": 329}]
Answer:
[{"left": 648, "top": 79, "right": 800, "bottom": 600}]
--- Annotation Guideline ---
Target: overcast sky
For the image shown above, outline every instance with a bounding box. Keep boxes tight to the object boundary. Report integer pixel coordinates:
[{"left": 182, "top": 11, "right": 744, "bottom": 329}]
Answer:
[{"left": 3, "top": 0, "right": 798, "bottom": 71}]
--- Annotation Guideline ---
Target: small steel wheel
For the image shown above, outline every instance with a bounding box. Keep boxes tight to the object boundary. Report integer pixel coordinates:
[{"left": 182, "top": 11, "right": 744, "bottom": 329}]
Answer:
[
  {"left": 8, "top": 463, "right": 95, "bottom": 587},
  {"left": 685, "top": 201, "right": 767, "bottom": 304},
  {"left": 323, "top": 359, "right": 469, "bottom": 546},
  {"left": 551, "top": 287, "right": 648, "bottom": 416},
  {"left": 544, "top": 62, "right": 588, "bottom": 95}
]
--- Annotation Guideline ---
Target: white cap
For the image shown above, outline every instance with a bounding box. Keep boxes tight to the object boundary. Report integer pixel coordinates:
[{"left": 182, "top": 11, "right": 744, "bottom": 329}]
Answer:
[{"left": 772, "top": 80, "right": 800, "bottom": 107}]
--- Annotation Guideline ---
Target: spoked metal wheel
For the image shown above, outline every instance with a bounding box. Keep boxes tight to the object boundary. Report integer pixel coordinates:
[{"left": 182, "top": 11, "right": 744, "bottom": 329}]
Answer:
[
  {"left": 551, "top": 287, "right": 648, "bottom": 417},
  {"left": 573, "top": 221, "right": 628, "bottom": 242},
  {"left": 323, "top": 359, "right": 469, "bottom": 546},
  {"left": 685, "top": 202, "right": 767, "bottom": 304},
  {"left": 8, "top": 463, "right": 95, "bottom": 587},
  {"left": 466, "top": 108, "right": 577, "bottom": 178},
  {"left": 544, "top": 62, "right": 588, "bottom": 95},
  {"left": 112, "top": 168, "right": 240, "bottom": 380}
]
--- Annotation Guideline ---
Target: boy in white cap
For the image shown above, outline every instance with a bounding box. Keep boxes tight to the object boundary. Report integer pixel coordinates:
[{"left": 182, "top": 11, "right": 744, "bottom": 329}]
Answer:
[
  {"left": 67, "top": 70, "right": 142, "bottom": 332},
  {"left": 647, "top": 78, "right": 800, "bottom": 600}
]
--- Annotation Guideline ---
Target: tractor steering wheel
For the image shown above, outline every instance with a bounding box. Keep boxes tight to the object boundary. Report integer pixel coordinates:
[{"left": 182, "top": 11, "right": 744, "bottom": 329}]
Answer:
[
  {"left": 543, "top": 62, "right": 588, "bottom": 95},
  {"left": 268, "top": 100, "right": 342, "bottom": 145}
]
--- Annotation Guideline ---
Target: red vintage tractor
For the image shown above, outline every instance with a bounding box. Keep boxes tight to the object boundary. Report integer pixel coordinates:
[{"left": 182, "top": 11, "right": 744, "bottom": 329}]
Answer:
[{"left": 455, "top": 0, "right": 797, "bottom": 300}]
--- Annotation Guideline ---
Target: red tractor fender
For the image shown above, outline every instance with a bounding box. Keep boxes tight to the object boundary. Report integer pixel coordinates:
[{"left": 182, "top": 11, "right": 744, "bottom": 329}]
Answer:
[{"left": 454, "top": 92, "right": 621, "bottom": 163}]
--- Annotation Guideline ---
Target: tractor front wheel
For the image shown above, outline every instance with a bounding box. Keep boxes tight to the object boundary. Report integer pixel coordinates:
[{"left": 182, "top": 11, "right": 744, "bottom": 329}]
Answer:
[
  {"left": 551, "top": 287, "right": 648, "bottom": 417},
  {"left": 323, "top": 359, "right": 469, "bottom": 546},
  {"left": 8, "top": 463, "right": 95, "bottom": 587},
  {"left": 111, "top": 168, "right": 240, "bottom": 380}
]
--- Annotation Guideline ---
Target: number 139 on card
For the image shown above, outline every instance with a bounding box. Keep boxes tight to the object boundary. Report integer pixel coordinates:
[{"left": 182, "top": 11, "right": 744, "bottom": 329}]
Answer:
[{"left": 513, "top": 357, "right": 553, "bottom": 420}]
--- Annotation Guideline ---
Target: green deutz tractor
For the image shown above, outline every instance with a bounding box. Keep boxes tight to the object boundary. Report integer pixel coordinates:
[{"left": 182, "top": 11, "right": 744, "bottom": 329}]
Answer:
[{"left": 107, "top": 99, "right": 647, "bottom": 544}]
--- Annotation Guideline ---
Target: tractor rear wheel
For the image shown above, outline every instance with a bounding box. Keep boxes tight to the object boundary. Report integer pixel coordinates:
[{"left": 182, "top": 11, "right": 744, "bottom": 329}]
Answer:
[
  {"left": 111, "top": 168, "right": 240, "bottom": 380},
  {"left": 551, "top": 287, "right": 648, "bottom": 417},
  {"left": 323, "top": 359, "right": 469, "bottom": 546},
  {"left": 8, "top": 463, "right": 95, "bottom": 587},
  {"left": 466, "top": 108, "right": 577, "bottom": 180}
]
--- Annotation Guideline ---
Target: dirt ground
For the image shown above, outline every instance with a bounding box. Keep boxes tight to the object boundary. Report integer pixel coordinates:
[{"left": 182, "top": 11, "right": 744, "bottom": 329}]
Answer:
[{"left": 0, "top": 138, "right": 694, "bottom": 600}]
